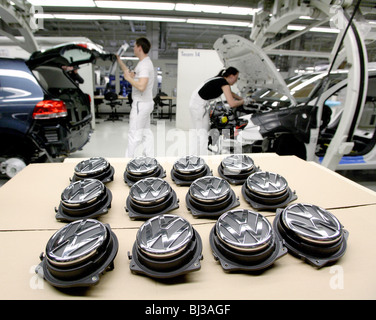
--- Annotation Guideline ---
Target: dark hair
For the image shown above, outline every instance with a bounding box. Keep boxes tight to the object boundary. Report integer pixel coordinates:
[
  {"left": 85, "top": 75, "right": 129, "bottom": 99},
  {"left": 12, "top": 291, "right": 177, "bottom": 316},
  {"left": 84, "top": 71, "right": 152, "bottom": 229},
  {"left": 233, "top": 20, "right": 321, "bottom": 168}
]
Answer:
[
  {"left": 135, "top": 37, "right": 151, "bottom": 54},
  {"left": 216, "top": 67, "right": 239, "bottom": 77}
]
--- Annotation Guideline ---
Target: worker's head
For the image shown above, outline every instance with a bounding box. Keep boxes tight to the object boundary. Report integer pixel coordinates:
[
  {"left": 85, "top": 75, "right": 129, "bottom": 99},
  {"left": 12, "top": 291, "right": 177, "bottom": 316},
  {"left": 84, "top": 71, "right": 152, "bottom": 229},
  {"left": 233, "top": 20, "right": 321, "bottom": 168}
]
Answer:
[
  {"left": 218, "top": 67, "right": 239, "bottom": 85},
  {"left": 134, "top": 37, "right": 151, "bottom": 56}
]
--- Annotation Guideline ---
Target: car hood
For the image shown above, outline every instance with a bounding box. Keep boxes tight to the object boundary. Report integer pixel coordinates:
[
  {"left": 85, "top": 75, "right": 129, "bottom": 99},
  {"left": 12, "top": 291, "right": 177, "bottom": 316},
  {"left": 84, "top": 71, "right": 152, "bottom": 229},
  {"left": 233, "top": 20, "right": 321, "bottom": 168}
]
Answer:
[
  {"left": 213, "top": 34, "right": 297, "bottom": 105},
  {"left": 27, "top": 42, "right": 115, "bottom": 69}
]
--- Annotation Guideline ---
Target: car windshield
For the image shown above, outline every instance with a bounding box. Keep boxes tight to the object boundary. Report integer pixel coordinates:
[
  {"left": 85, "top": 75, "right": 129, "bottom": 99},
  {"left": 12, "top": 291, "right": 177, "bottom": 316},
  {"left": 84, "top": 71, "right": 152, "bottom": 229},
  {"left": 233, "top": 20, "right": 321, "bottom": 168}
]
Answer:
[{"left": 252, "top": 71, "right": 348, "bottom": 104}]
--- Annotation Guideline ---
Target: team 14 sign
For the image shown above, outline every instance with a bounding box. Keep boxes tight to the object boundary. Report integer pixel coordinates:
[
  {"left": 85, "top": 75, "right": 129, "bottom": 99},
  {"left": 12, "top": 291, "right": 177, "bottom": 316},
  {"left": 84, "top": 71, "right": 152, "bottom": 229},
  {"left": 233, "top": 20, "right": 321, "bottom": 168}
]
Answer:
[{"left": 180, "top": 50, "right": 201, "bottom": 57}]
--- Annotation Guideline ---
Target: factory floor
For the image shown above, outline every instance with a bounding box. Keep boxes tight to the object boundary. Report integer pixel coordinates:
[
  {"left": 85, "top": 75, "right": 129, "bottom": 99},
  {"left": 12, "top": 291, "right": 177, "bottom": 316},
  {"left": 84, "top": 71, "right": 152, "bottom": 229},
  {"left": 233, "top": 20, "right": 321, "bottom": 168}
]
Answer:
[{"left": 1, "top": 115, "right": 375, "bottom": 192}]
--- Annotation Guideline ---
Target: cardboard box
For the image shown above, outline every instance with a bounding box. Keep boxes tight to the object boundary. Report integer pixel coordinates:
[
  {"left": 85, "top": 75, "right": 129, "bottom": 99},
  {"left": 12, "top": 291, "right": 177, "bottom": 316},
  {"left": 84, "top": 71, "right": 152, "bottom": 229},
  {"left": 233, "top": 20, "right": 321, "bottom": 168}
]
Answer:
[{"left": 0, "top": 154, "right": 375, "bottom": 299}]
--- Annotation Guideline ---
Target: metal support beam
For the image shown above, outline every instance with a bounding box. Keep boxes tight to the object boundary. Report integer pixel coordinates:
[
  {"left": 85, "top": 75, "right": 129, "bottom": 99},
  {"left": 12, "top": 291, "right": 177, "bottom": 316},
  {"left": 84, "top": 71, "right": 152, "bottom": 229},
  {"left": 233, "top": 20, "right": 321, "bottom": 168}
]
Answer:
[
  {"left": 263, "top": 18, "right": 329, "bottom": 51},
  {"left": 0, "top": 0, "right": 38, "bottom": 52},
  {"left": 266, "top": 49, "right": 331, "bottom": 58},
  {"left": 249, "top": 0, "right": 368, "bottom": 171},
  {"left": 320, "top": 3, "right": 368, "bottom": 170},
  {"left": 252, "top": 0, "right": 315, "bottom": 47}
]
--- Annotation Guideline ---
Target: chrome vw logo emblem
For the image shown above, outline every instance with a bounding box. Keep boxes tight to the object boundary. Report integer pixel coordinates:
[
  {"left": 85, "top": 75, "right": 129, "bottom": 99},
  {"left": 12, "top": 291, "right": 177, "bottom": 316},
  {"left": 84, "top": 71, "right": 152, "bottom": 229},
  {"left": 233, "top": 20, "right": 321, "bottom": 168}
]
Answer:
[
  {"left": 174, "top": 155, "right": 205, "bottom": 173},
  {"left": 221, "top": 154, "right": 254, "bottom": 174},
  {"left": 62, "top": 179, "right": 104, "bottom": 205},
  {"left": 127, "top": 156, "right": 158, "bottom": 175},
  {"left": 216, "top": 209, "right": 273, "bottom": 252},
  {"left": 190, "top": 176, "right": 230, "bottom": 202},
  {"left": 130, "top": 177, "right": 170, "bottom": 204},
  {"left": 46, "top": 219, "right": 107, "bottom": 266},
  {"left": 282, "top": 203, "right": 342, "bottom": 243},
  {"left": 137, "top": 215, "right": 193, "bottom": 258},
  {"left": 75, "top": 157, "right": 108, "bottom": 175},
  {"left": 247, "top": 171, "right": 288, "bottom": 195}
]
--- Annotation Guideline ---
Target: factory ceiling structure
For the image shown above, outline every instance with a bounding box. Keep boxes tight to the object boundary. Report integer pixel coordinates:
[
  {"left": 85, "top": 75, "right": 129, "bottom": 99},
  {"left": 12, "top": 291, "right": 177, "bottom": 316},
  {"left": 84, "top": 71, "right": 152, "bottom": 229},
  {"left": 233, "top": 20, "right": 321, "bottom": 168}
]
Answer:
[{"left": 0, "top": 0, "right": 376, "bottom": 71}]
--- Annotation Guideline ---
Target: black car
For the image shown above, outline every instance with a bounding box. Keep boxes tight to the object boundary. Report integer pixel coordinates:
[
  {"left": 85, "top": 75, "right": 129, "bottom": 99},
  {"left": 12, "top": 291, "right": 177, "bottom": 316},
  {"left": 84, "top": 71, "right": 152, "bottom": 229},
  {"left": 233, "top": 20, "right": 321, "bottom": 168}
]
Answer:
[{"left": 0, "top": 43, "right": 115, "bottom": 178}]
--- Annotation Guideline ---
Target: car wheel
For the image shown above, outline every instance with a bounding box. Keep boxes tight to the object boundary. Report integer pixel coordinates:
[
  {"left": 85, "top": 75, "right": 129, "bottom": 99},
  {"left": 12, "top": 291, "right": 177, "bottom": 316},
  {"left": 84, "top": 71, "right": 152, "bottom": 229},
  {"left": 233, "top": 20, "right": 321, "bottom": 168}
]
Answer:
[{"left": 0, "top": 157, "right": 27, "bottom": 178}]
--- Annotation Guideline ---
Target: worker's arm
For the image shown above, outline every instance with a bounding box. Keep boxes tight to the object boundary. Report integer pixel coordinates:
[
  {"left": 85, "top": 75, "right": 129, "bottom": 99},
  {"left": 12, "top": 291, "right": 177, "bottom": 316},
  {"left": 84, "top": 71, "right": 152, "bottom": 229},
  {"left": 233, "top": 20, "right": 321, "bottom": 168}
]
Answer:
[
  {"left": 222, "top": 85, "right": 244, "bottom": 108},
  {"left": 232, "top": 91, "right": 243, "bottom": 101},
  {"left": 124, "top": 73, "right": 149, "bottom": 92},
  {"left": 116, "top": 55, "right": 148, "bottom": 92}
]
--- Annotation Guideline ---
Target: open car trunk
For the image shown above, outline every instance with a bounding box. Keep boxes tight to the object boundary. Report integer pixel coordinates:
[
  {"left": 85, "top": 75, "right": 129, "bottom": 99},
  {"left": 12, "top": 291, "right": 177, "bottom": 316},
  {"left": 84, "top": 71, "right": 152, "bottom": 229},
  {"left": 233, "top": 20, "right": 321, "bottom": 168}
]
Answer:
[{"left": 27, "top": 43, "right": 115, "bottom": 156}]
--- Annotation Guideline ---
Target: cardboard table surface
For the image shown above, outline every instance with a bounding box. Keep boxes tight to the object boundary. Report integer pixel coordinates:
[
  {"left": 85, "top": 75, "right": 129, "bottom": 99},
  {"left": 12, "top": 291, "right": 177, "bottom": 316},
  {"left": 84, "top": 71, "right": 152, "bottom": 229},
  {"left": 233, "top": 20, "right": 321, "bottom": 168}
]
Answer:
[
  {"left": 0, "top": 154, "right": 376, "bottom": 300},
  {"left": 1, "top": 206, "right": 376, "bottom": 300},
  {"left": 1, "top": 153, "right": 376, "bottom": 231}
]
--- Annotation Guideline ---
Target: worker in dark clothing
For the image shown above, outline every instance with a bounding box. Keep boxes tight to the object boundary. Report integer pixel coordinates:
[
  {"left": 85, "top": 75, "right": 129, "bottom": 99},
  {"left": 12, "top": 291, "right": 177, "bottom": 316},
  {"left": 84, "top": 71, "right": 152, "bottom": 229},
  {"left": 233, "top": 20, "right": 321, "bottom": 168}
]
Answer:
[{"left": 189, "top": 67, "right": 243, "bottom": 155}]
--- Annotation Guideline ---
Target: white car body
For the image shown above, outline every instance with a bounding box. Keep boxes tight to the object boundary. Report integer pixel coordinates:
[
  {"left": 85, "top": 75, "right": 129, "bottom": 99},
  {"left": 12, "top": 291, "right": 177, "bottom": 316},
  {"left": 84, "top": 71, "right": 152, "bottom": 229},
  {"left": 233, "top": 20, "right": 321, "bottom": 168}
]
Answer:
[{"left": 213, "top": 34, "right": 374, "bottom": 170}]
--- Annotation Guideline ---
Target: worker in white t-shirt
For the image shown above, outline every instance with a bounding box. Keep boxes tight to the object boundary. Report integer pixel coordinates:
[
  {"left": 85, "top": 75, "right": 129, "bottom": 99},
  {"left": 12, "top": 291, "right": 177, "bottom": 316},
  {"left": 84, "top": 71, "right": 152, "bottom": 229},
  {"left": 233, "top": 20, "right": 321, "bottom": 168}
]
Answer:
[{"left": 117, "top": 37, "right": 155, "bottom": 158}]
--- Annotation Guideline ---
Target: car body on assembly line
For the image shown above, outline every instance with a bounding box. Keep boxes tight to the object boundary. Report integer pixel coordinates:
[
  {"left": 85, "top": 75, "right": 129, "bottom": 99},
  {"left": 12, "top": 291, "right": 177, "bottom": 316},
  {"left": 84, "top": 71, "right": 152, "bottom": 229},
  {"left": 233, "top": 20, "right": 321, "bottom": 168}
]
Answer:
[
  {"left": 210, "top": 34, "right": 373, "bottom": 171},
  {"left": 0, "top": 43, "right": 115, "bottom": 178}
]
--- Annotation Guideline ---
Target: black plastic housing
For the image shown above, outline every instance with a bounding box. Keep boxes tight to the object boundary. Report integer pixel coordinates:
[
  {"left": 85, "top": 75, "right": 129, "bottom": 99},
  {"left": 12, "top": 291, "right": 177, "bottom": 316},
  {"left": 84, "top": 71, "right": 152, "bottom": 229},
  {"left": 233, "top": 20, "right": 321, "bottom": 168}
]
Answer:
[
  {"left": 171, "top": 155, "right": 212, "bottom": 186},
  {"left": 129, "top": 215, "right": 203, "bottom": 278},
  {"left": 217, "top": 154, "right": 259, "bottom": 185},
  {"left": 36, "top": 219, "right": 118, "bottom": 288},
  {"left": 210, "top": 209, "right": 287, "bottom": 272},
  {"left": 273, "top": 203, "right": 349, "bottom": 268},
  {"left": 185, "top": 176, "right": 239, "bottom": 218},
  {"left": 55, "top": 179, "right": 112, "bottom": 222},
  {"left": 72, "top": 157, "right": 114, "bottom": 184},
  {"left": 124, "top": 157, "right": 166, "bottom": 186},
  {"left": 241, "top": 171, "right": 297, "bottom": 210},
  {"left": 125, "top": 177, "right": 179, "bottom": 219}
]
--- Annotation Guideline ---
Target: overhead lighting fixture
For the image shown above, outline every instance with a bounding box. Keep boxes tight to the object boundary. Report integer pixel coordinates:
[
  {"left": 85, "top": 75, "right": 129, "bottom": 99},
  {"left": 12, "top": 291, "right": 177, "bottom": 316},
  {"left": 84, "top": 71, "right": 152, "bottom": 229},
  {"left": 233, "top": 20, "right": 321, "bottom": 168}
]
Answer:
[
  {"left": 29, "top": 1, "right": 259, "bottom": 17},
  {"left": 187, "top": 19, "right": 252, "bottom": 28},
  {"left": 95, "top": 1, "right": 175, "bottom": 10},
  {"left": 311, "top": 27, "right": 340, "bottom": 33},
  {"left": 121, "top": 57, "right": 139, "bottom": 60},
  {"left": 28, "top": 0, "right": 96, "bottom": 7},
  {"left": 54, "top": 14, "right": 121, "bottom": 20},
  {"left": 121, "top": 16, "right": 186, "bottom": 23},
  {"left": 287, "top": 25, "right": 339, "bottom": 33},
  {"left": 34, "top": 13, "right": 250, "bottom": 27},
  {"left": 34, "top": 13, "right": 55, "bottom": 19},
  {"left": 287, "top": 25, "right": 311, "bottom": 31},
  {"left": 175, "top": 3, "right": 257, "bottom": 15}
]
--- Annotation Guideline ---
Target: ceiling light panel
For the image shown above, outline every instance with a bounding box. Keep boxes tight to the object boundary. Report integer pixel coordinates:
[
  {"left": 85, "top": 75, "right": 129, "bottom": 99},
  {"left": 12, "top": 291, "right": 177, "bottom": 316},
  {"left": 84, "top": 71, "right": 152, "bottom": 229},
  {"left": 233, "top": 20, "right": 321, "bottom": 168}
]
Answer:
[
  {"left": 28, "top": 0, "right": 96, "bottom": 7},
  {"left": 95, "top": 1, "right": 175, "bottom": 10},
  {"left": 54, "top": 14, "right": 121, "bottom": 20},
  {"left": 287, "top": 25, "right": 339, "bottom": 33},
  {"left": 175, "top": 3, "right": 256, "bottom": 15},
  {"left": 122, "top": 16, "right": 186, "bottom": 23},
  {"left": 187, "top": 19, "right": 252, "bottom": 27}
]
